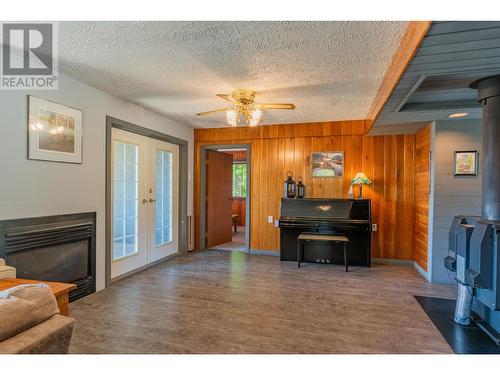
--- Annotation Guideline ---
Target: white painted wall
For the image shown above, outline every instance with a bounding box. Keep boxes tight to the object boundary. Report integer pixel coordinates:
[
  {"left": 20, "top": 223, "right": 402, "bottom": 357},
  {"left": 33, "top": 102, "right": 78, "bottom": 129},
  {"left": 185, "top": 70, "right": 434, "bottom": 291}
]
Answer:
[
  {"left": 0, "top": 74, "right": 194, "bottom": 291},
  {"left": 429, "top": 118, "right": 482, "bottom": 284}
]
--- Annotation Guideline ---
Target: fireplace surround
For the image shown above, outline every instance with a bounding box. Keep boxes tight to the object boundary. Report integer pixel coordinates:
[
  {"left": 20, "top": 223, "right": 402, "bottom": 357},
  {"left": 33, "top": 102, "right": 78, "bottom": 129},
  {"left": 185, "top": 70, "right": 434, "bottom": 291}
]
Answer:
[{"left": 0, "top": 212, "right": 96, "bottom": 302}]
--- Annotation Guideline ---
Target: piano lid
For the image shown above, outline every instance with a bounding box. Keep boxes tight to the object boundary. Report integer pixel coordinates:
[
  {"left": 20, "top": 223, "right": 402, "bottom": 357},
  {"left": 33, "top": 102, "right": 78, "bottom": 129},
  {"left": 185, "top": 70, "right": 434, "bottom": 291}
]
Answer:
[{"left": 280, "top": 198, "right": 370, "bottom": 221}]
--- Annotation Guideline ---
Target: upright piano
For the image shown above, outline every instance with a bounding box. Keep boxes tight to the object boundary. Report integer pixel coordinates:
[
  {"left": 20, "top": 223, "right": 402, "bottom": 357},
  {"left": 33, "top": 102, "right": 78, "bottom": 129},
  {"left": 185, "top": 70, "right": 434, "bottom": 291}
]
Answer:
[{"left": 278, "top": 198, "right": 371, "bottom": 266}]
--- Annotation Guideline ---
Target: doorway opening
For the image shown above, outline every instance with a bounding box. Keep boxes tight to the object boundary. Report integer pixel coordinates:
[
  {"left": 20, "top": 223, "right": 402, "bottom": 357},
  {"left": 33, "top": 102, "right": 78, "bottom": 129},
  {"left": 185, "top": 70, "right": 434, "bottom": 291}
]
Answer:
[
  {"left": 109, "top": 128, "right": 179, "bottom": 279},
  {"left": 199, "top": 145, "right": 251, "bottom": 253}
]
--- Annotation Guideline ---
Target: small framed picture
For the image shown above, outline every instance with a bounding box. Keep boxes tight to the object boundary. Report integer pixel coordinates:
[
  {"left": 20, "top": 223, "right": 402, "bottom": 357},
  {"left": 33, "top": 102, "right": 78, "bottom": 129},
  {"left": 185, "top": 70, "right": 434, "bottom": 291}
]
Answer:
[
  {"left": 454, "top": 151, "right": 478, "bottom": 176},
  {"left": 312, "top": 151, "right": 344, "bottom": 177},
  {"left": 28, "top": 96, "right": 83, "bottom": 164}
]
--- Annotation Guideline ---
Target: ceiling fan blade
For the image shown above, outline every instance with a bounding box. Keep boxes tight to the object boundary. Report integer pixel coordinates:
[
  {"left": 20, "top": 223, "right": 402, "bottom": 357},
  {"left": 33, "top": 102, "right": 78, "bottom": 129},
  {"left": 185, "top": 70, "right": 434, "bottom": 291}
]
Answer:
[
  {"left": 196, "top": 107, "right": 231, "bottom": 116},
  {"left": 254, "top": 103, "right": 296, "bottom": 110},
  {"left": 216, "top": 94, "right": 236, "bottom": 103}
]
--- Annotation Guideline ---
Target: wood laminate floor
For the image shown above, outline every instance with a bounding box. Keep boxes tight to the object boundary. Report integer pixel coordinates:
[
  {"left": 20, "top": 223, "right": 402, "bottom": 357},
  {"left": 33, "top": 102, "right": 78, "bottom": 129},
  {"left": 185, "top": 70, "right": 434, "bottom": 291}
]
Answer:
[
  {"left": 209, "top": 226, "right": 246, "bottom": 252},
  {"left": 69, "top": 250, "right": 455, "bottom": 354}
]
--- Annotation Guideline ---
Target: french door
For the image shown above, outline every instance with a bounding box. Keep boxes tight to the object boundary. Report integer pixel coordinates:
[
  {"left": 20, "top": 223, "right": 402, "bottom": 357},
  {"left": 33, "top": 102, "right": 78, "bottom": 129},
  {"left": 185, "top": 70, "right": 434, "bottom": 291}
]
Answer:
[
  {"left": 111, "top": 128, "right": 179, "bottom": 279},
  {"left": 148, "top": 138, "right": 179, "bottom": 262}
]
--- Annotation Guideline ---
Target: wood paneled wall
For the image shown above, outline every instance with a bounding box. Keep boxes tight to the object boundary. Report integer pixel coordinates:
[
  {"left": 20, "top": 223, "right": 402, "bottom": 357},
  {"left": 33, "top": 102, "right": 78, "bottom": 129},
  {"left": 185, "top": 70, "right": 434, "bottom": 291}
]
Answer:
[
  {"left": 195, "top": 120, "right": 418, "bottom": 260},
  {"left": 414, "top": 125, "right": 431, "bottom": 271},
  {"left": 222, "top": 150, "right": 247, "bottom": 162},
  {"left": 232, "top": 198, "right": 246, "bottom": 226}
]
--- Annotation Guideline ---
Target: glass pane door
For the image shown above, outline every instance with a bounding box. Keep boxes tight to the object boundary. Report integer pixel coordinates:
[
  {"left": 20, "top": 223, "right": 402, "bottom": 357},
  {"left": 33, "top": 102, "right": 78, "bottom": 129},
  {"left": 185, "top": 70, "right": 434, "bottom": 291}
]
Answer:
[
  {"left": 155, "top": 150, "right": 173, "bottom": 246},
  {"left": 111, "top": 128, "right": 148, "bottom": 279},
  {"left": 110, "top": 129, "right": 178, "bottom": 279},
  {"left": 148, "top": 138, "right": 179, "bottom": 263},
  {"left": 113, "top": 141, "right": 139, "bottom": 260}
]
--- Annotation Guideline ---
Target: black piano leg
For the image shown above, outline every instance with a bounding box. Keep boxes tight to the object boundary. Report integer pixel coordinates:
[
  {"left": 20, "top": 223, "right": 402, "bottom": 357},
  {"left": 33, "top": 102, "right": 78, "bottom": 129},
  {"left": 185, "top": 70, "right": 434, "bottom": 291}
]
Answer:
[
  {"left": 344, "top": 242, "right": 348, "bottom": 272},
  {"left": 297, "top": 240, "right": 301, "bottom": 268}
]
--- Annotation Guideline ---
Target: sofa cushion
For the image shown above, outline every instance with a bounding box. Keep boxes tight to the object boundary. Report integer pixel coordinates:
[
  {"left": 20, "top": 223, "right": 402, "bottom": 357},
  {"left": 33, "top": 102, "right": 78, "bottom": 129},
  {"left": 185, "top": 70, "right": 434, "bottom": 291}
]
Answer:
[
  {"left": 0, "top": 314, "right": 75, "bottom": 354},
  {"left": 0, "top": 284, "right": 59, "bottom": 342}
]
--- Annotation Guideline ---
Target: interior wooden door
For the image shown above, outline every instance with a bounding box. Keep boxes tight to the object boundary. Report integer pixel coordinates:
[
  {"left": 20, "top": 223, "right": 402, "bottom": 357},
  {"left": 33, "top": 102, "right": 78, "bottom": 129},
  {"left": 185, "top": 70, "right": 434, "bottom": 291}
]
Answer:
[{"left": 206, "top": 150, "right": 233, "bottom": 248}]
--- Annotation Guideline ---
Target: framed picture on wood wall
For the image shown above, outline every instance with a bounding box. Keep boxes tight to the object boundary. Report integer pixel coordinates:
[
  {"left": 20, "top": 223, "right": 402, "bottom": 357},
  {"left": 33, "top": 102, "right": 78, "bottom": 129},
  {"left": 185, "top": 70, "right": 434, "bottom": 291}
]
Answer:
[
  {"left": 453, "top": 150, "right": 478, "bottom": 176},
  {"left": 27, "top": 96, "right": 83, "bottom": 164},
  {"left": 312, "top": 151, "right": 344, "bottom": 177}
]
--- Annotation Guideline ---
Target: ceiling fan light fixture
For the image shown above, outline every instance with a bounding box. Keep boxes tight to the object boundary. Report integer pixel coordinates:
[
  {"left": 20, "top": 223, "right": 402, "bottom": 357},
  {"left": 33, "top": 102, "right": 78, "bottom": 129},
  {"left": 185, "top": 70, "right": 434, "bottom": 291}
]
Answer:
[
  {"left": 226, "top": 109, "right": 239, "bottom": 126},
  {"left": 248, "top": 109, "right": 262, "bottom": 127},
  {"left": 198, "top": 89, "right": 295, "bottom": 127}
]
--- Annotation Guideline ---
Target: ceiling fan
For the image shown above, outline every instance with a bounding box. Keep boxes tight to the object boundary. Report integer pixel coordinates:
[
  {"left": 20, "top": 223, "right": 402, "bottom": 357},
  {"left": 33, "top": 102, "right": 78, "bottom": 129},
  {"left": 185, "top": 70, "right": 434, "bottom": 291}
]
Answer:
[{"left": 196, "top": 89, "right": 295, "bottom": 127}]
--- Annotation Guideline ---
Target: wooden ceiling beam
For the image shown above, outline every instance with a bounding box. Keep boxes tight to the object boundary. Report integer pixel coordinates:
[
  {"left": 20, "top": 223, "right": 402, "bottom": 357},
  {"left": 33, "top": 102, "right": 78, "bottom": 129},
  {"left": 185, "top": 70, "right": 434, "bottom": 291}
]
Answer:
[{"left": 366, "top": 21, "right": 432, "bottom": 133}]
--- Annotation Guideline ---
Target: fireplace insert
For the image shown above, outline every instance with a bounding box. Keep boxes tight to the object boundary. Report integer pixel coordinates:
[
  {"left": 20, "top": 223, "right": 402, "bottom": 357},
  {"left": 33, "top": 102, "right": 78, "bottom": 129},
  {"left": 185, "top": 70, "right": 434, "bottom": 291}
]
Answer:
[{"left": 0, "top": 212, "right": 96, "bottom": 302}]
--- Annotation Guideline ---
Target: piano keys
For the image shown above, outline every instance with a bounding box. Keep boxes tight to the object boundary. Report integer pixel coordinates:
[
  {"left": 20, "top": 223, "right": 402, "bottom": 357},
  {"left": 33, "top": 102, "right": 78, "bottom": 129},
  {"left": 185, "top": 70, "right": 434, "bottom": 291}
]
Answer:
[{"left": 278, "top": 198, "right": 371, "bottom": 266}]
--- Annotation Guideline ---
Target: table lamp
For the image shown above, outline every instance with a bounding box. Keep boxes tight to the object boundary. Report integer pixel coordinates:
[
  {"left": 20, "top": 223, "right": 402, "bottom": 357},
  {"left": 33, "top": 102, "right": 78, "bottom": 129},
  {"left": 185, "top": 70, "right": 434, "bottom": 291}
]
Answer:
[{"left": 351, "top": 172, "right": 371, "bottom": 199}]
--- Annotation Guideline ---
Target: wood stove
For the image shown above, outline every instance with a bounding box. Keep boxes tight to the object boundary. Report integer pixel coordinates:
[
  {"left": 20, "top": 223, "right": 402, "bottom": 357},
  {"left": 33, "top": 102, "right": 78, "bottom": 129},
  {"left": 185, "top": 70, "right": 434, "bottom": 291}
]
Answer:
[{"left": 445, "top": 75, "right": 500, "bottom": 345}]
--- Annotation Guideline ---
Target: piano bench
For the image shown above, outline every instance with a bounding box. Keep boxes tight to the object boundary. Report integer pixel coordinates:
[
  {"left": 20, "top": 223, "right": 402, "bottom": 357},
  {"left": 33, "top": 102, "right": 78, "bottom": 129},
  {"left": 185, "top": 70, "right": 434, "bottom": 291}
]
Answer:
[{"left": 297, "top": 233, "right": 350, "bottom": 272}]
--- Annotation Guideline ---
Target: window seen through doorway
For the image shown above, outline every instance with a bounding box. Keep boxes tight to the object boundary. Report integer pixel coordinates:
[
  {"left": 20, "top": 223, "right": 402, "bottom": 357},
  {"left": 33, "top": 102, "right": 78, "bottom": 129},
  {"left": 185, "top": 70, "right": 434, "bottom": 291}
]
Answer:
[{"left": 232, "top": 163, "right": 247, "bottom": 198}]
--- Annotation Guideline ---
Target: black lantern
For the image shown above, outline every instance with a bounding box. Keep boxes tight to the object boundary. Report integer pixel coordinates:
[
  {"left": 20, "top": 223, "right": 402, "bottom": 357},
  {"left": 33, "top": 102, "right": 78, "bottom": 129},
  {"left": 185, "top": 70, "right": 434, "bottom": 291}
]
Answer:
[
  {"left": 296, "top": 177, "right": 305, "bottom": 199},
  {"left": 283, "top": 171, "right": 296, "bottom": 199}
]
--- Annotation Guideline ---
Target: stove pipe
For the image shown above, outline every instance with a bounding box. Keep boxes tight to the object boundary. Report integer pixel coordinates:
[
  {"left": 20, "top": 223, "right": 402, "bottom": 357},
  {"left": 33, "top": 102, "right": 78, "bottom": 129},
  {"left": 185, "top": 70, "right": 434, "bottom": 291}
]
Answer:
[{"left": 470, "top": 74, "right": 500, "bottom": 221}]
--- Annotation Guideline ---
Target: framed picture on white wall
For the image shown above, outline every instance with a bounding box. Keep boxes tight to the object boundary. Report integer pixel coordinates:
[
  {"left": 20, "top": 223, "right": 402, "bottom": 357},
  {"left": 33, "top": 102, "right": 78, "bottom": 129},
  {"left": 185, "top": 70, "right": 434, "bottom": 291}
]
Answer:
[
  {"left": 27, "top": 96, "right": 83, "bottom": 164},
  {"left": 453, "top": 150, "right": 478, "bottom": 176}
]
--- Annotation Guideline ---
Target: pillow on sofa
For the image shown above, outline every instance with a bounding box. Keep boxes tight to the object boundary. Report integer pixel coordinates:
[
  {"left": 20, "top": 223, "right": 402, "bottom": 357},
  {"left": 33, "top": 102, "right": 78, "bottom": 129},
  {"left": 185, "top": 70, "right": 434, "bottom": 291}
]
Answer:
[
  {"left": 0, "top": 258, "right": 16, "bottom": 279},
  {"left": 0, "top": 284, "right": 59, "bottom": 342}
]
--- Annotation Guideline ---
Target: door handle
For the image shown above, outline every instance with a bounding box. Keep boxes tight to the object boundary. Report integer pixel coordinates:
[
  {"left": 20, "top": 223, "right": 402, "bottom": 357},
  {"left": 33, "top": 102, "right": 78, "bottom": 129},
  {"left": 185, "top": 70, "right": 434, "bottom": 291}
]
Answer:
[
  {"left": 142, "top": 198, "right": 148, "bottom": 204},
  {"left": 149, "top": 198, "right": 156, "bottom": 203}
]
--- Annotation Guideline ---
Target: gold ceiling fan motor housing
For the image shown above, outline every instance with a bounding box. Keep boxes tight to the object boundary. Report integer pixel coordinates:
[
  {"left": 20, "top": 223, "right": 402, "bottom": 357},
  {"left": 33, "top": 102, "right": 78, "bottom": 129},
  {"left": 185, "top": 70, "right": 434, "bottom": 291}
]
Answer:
[{"left": 231, "top": 89, "right": 256, "bottom": 106}]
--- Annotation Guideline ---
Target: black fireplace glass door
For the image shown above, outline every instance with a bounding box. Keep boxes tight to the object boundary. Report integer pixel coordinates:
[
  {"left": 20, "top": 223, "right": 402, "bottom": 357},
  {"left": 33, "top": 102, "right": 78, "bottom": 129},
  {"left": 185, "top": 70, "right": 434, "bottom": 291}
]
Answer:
[{"left": 7, "top": 240, "right": 89, "bottom": 282}]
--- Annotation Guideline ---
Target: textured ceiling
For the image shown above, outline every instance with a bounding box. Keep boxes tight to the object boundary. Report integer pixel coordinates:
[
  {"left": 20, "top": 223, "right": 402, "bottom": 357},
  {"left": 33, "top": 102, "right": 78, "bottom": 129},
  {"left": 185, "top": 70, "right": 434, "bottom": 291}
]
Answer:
[{"left": 58, "top": 21, "right": 407, "bottom": 128}]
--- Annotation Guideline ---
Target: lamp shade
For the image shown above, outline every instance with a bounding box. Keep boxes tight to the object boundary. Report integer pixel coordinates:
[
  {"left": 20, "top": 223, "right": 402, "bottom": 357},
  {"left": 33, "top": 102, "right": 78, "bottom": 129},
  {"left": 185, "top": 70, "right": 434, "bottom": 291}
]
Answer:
[{"left": 352, "top": 172, "right": 371, "bottom": 185}]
